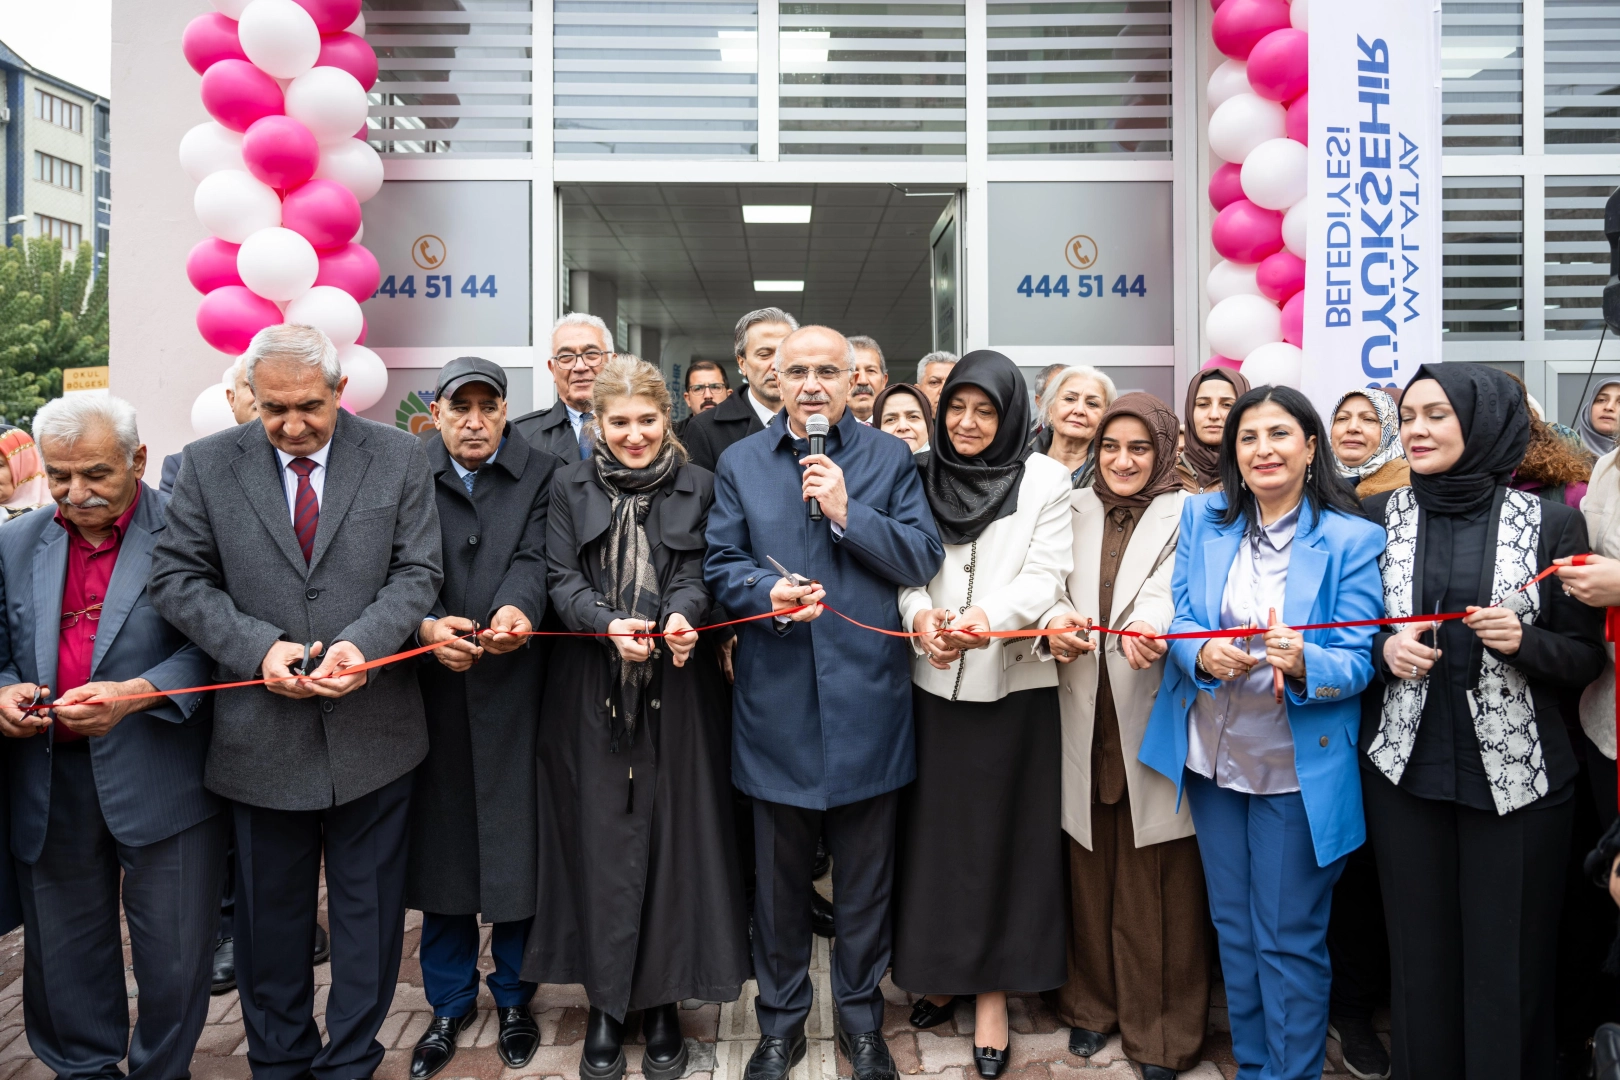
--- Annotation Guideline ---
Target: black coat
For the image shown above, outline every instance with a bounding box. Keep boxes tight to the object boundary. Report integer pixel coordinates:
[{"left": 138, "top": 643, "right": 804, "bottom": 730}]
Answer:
[
  {"left": 407, "top": 428, "right": 562, "bottom": 922},
  {"left": 512, "top": 399, "right": 586, "bottom": 465},
  {"left": 681, "top": 390, "right": 766, "bottom": 472},
  {"left": 521, "top": 458, "right": 749, "bottom": 1018}
]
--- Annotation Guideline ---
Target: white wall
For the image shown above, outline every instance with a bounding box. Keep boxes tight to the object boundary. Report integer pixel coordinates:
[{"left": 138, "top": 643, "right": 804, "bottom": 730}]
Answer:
[{"left": 109, "top": 0, "right": 212, "bottom": 466}]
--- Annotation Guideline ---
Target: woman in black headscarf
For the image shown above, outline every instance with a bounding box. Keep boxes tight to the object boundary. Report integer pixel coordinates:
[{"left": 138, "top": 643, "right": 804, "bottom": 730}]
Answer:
[
  {"left": 891, "top": 352, "right": 1074, "bottom": 1078},
  {"left": 1362, "top": 363, "right": 1605, "bottom": 1080}
]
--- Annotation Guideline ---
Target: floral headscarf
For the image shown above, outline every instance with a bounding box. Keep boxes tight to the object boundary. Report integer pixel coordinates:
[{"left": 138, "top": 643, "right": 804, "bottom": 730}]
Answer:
[{"left": 1329, "top": 388, "right": 1404, "bottom": 481}]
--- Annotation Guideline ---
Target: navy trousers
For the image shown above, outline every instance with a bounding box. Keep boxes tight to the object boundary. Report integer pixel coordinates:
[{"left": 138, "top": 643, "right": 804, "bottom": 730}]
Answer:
[
  {"left": 420, "top": 913, "right": 536, "bottom": 1017},
  {"left": 1185, "top": 771, "right": 1346, "bottom": 1080}
]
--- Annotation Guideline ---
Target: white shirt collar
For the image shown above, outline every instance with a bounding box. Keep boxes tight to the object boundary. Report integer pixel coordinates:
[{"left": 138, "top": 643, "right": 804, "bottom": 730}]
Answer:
[
  {"left": 746, "top": 390, "right": 777, "bottom": 426},
  {"left": 275, "top": 440, "right": 333, "bottom": 472}
]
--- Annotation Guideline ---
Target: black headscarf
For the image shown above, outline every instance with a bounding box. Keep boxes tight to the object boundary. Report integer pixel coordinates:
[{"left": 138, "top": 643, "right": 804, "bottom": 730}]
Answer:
[
  {"left": 1401, "top": 362, "right": 1529, "bottom": 516},
  {"left": 922, "top": 350, "right": 1033, "bottom": 545}
]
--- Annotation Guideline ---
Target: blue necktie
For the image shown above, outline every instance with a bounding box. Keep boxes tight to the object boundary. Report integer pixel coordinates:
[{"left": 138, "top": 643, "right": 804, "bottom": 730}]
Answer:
[
  {"left": 578, "top": 413, "right": 594, "bottom": 460},
  {"left": 461, "top": 470, "right": 475, "bottom": 496}
]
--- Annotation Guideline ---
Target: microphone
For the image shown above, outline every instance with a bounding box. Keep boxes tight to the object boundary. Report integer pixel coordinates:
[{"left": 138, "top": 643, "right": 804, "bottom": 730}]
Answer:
[
  {"left": 806, "top": 413, "right": 829, "bottom": 522},
  {"left": 1604, "top": 186, "right": 1619, "bottom": 334}
]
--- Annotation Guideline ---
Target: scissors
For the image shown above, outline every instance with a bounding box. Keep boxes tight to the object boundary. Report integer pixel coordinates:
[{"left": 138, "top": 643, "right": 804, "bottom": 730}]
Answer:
[{"left": 766, "top": 555, "right": 816, "bottom": 588}]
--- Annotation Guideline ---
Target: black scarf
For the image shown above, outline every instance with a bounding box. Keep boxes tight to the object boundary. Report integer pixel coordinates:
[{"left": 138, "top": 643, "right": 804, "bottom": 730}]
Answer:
[
  {"left": 922, "top": 350, "right": 1033, "bottom": 545},
  {"left": 593, "top": 438, "right": 681, "bottom": 749},
  {"left": 1402, "top": 363, "right": 1529, "bottom": 516}
]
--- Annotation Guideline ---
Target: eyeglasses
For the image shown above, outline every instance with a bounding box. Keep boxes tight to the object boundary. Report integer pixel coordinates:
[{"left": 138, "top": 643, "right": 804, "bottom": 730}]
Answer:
[
  {"left": 61, "top": 603, "right": 103, "bottom": 630},
  {"left": 688, "top": 383, "right": 728, "bottom": 394},
  {"left": 780, "top": 365, "right": 851, "bottom": 383},
  {"left": 552, "top": 349, "right": 610, "bottom": 370}
]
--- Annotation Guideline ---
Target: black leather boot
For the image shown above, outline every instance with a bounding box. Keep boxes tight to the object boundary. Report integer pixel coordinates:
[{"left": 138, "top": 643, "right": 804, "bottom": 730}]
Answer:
[
  {"left": 581, "top": 1006, "right": 627, "bottom": 1080},
  {"left": 641, "top": 1003, "right": 688, "bottom": 1080}
]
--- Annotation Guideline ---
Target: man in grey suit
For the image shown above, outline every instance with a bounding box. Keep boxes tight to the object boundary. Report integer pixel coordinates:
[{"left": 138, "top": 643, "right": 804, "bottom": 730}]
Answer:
[
  {"left": 0, "top": 394, "right": 225, "bottom": 1080},
  {"left": 150, "top": 324, "right": 443, "bottom": 1080},
  {"left": 510, "top": 313, "right": 615, "bottom": 461}
]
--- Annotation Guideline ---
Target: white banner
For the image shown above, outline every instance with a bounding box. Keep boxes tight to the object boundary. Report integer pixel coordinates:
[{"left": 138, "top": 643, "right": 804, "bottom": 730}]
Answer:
[{"left": 1302, "top": 0, "right": 1443, "bottom": 421}]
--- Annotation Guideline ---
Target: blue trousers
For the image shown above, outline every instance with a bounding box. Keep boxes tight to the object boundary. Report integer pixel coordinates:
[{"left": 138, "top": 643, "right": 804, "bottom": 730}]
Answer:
[
  {"left": 1184, "top": 771, "right": 1346, "bottom": 1080},
  {"left": 419, "top": 913, "right": 536, "bottom": 1018}
]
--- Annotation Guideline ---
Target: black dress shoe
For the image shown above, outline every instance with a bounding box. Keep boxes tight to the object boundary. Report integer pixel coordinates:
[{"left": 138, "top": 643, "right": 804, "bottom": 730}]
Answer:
[
  {"left": 836, "top": 1026, "right": 897, "bottom": 1080},
  {"left": 641, "top": 1003, "right": 688, "bottom": 1080},
  {"left": 1135, "top": 1065, "right": 1176, "bottom": 1080},
  {"left": 810, "top": 890, "right": 835, "bottom": 938},
  {"left": 812, "top": 837, "right": 831, "bottom": 880},
  {"left": 210, "top": 937, "right": 236, "bottom": 995},
  {"left": 581, "top": 1006, "right": 627, "bottom": 1080},
  {"left": 410, "top": 1010, "right": 476, "bottom": 1080},
  {"left": 745, "top": 1031, "right": 806, "bottom": 1080},
  {"left": 908, "top": 997, "right": 957, "bottom": 1029},
  {"left": 313, "top": 923, "right": 330, "bottom": 965},
  {"left": 1067, "top": 1027, "right": 1108, "bottom": 1058},
  {"left": 497, "top": 1006, "right": 541, "bottom": 1069},
  {"left": 973, "top": 1045, "right": 1008, "bottom": 1079}
]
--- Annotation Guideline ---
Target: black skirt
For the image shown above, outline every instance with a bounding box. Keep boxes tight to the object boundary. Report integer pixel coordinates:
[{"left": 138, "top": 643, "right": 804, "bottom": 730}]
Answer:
[{"left": 891, "top": 685, "right": 1067, "bottom": 995}]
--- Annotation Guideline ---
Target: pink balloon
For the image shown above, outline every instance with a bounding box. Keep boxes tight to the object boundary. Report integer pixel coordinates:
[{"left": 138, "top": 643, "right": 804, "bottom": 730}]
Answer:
[
  {"left": 1212, "top": 0, "right": 1291, "bottom": 60},
  {"left": 1204, "top": 355, "right": 1244, "bottom": 372},
  {"left": 1247, "top": 28, "right": 1308, "bottom": 102},
  {"left": 200, "top": 59, "right": 285, "bottom": 133},
  {"left": 1256, "top": 250, "right": 1305, "bottom": 302},
  {"left": 317, "top": 32, "right": 378, "bottom": 91},
  {"left": 1212, "top": 199, "right": 1285, "bottom": 263},
  {"left": 197, "top": 286, "right": 283, "bottom": 355},
  {"left": 242, "top": 115, "right": 321, "bottom": 191},
  {"left": 316, "top": 242, "right": 381, "bottom": 302},
  {"left": 1281, "top": 291, "right": 1304, "bottom": 346},
  {"left": 292, "top": 0, "right": 363, "bottom": 34},
  {"left": 1210, "top": 162, "right": 1246, "bottom": 211},
  {"left": 1286, "top": 92, "right": 1309, "bottom": 145},
  {"left": 281, "top": 179, "right": 362, "bottom": 250},
  {"left": 186, "top": 238, "right": 244, "bottom": 295},
  {"left": 182, "top": 12, "right": 248, "bottom": 74}
]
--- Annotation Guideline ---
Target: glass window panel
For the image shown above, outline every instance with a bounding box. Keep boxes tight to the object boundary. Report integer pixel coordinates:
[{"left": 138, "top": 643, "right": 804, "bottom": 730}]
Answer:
[
  {"left": 1442, "top": 176, "right": 1524, "bottom": 341},
  {"left": 1545, "top": 176, "right": 1619, "bottom": 338},
  {"left": 1545, "top": 0, "right": 1620, "bottom": 152},
  {"left": 1442, "top": 1, "right": 1523, "bottom": 154}
]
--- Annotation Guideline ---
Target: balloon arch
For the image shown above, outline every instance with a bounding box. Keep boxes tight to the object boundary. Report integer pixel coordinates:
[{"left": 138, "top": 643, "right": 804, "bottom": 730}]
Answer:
[{"left": 179, "top": 0, "right": 389, "bottom": 435}]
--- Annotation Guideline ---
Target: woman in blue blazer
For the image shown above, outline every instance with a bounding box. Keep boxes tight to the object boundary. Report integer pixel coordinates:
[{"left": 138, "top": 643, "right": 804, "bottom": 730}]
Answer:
[{"left": 1138, "top": 385, "right": 1385, "bottom": 1080}]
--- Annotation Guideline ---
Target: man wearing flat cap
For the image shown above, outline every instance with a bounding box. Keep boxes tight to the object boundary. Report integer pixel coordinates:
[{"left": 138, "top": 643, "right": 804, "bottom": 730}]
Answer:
[{"left": 406, "top": 356, "right": 564, "bottom": 1079}]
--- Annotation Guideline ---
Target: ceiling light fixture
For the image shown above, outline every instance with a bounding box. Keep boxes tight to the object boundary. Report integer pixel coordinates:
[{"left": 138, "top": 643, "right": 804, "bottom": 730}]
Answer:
[
  {"left": 742, "top": 205, "right": 813, "bottom": 224},
  {"left": 754, "top": 280, "right": 805, "bottom": 292}
]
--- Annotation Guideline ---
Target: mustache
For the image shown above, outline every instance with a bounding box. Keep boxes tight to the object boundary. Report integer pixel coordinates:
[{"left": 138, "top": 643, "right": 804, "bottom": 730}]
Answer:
[
  {"left": 795, "top": 392, "right": 830, "bottom": 406},
  {"left": 61, "top": 495, "right": 111, "bottom": 510},
  {"left": 850, "top": 384, "right": 875, "bottom": 397}
]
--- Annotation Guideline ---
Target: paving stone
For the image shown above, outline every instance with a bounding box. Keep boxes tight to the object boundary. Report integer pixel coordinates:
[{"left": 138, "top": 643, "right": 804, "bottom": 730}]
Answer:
[
  {"left": 916, "top": 1031, "right": 973, "bottom": 1073},
  {"left": 1179, "top": 1063, "right": 1226, "bottom": 1079},
  {"left": 1008, "top": 1031, "right": 1072, "bottom": 1067},
  {"left": 680, "top": 1003, "right": 721, "bottom": 1042},
  {"left": 377, "top": 1009, "right": 410, "bottom": 1050}
]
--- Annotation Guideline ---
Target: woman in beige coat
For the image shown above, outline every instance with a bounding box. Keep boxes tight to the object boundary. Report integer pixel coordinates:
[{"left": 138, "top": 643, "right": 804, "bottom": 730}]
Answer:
[{"left": 1042, "top": 393, "right": 1210, "bottom": 1080}]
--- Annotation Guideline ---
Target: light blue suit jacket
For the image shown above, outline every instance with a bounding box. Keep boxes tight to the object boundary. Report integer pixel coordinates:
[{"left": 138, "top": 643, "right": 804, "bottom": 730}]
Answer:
[{"left": 1138, "top": 493, "right": 1386, "bottom": 867}]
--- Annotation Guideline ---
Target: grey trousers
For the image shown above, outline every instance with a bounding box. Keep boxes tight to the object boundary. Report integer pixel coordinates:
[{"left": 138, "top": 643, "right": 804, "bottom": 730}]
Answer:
[{"left": 17, "top": 744, "right": 227, "bottom": 1080}]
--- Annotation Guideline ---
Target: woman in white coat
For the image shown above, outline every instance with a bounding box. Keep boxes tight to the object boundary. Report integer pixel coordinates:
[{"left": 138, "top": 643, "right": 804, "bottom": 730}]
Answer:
[
  {"left": 1043, "top": 393, "right": 1209, "bottom": 1080},
  {"left": 889, "top": 351, "right": 1074, "bottom": 1079}
]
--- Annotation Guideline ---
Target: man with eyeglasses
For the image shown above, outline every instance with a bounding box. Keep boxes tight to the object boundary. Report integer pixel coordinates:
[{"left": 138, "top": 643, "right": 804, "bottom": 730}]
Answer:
[
  {"left": 705, "top": 325, "right": 943, "bottom": 1080},
  {"left": 685, "top": 307, "right": 799, "bottom": 472},
  {"left": 676, "top": 360, "right": 732, "bottom": 437},
  {"left": 512, "top": 313, "right": 616, "bottom": 462}
]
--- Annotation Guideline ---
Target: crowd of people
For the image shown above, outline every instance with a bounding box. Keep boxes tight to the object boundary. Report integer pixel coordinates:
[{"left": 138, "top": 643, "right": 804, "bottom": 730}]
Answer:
[{"left": 2, "top": 307, "right": 1620, "bottom": 1080}]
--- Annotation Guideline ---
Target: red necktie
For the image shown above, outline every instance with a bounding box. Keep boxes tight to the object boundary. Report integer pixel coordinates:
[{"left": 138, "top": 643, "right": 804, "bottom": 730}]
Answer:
[{"left": 287, "top": 457, "right": 319, "bottom": 563}]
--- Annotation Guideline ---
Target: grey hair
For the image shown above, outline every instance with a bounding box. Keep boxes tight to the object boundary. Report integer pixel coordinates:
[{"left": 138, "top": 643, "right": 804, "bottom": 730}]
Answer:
[
  {"left": 734, "top": 307, "right": 799, "bottom": 358},
  {"left": 552, "top": 312, "right": 614, "bottom": 353},
  {"left": 916, "top": 350, "right": 958, "bottom": 382},
  {"left": 773, "top": 325, "right": 856, "bottom": 370},
  {"left": 244, "top": 324, "right": 343, "bottom": 392},
  {"left": 34, "top": 394, "right": 141, "bottom": 465},
  {"left": 848, "top": 335, "right": 886, "bottom": 374},
  {"left": 1042, "top": 365, "right": 1118, "bottom": 421}
]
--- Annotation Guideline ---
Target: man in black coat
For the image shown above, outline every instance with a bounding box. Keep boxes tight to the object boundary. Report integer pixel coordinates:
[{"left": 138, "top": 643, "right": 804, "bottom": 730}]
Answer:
[
  {"left": 682, "top": 307, "right": 798, "bottom": 472},
  {"left": 406, "top": 356, "right": 561, "bottom": 1079},
  {"left": 511, "top": 314, "right": 614, "bottom": 462}
]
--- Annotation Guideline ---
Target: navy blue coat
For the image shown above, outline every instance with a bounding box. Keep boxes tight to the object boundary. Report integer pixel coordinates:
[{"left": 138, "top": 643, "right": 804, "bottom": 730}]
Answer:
[
  {"left": 705, "top": 408, "right": 943, "bottom": 809},
  {"left": 0, "top": 487, "right": 218, "bottom": 867}
]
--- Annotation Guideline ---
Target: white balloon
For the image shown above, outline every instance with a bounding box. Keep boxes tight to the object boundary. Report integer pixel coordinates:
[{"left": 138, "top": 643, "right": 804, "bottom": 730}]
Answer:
[
  {"left": 192, "top": 383, "right": 238, "bottom": 436},
  {"left": 212, "top": 0, "right": 252, "bottom": 17},
  {"left": 1240, "top": 137, "right": 1309, "bottom": 211},
  {"left": 313, "top": 138, "right": 385, "bottom": 202},
  {"left": 285, "top": 286, "right": 364, "bottom": 346},
  {"left": 1207, "top": 59, "right": 1250, "bottom": 112},
  {"left": 238, "top": 227, "right": 319, "bottom": 302},
  {"left": 345, "top": 12, "right": 366, "bottom": 35},
  {"left": 1207, "top": 293, "right": 1283, "bottom": 361},
  {"left": 1208, "top": 93, "right": 1287, "bottom": 165},
  {"left": 179, "top": 122, "right": 246, "bottom": 183},
  {"left": 238, "top": 0, "right": 321, "bottom": 79},
  {"left": 338, "top": 344, "right": 389, "bottom": 411},
  {"left": 1290, "top": 0, "right": 1308, "bottom": 31},
  {"left": 1241, "top": 341, "right": 1305, "bottom": 388},
  {"left": 1282, "top": 198, "right": 1308, "bottom": 258},
  {"left": 285, "top": 66, "right": 369, "bottom": 145},
  {"left": 194, "top": 170, "right": 282, "bottom": 243},
  {"left": 1207, "top": 260, "right": 1263, "bottom": 305}
]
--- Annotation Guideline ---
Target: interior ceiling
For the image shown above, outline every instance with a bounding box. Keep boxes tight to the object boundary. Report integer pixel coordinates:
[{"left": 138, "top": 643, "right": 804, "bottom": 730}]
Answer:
[{"left": 560, "top": 183, "right": 952, "bottom": 369}]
